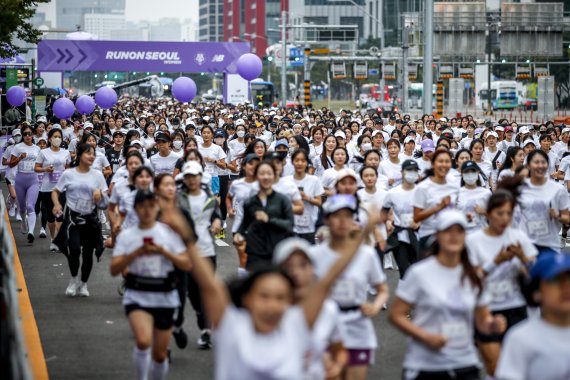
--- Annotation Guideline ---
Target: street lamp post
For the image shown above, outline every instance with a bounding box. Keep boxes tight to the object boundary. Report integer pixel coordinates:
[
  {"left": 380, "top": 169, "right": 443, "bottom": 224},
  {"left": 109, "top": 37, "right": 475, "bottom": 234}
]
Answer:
[
  {"left": 422, "top": 0, "right": 433, "bottom": 115},
  {"left": 281, "top": 10, "right": 287, "bottom": 107}
]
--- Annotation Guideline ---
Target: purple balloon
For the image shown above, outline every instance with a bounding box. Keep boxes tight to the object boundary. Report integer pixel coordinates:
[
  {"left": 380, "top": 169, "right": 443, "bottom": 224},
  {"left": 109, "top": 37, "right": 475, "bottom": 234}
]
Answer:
[
  {"left": 75, "top": 95, "right": 95, "bottom": 115},
  {"left": 236, "top": 53, "right": 263, "bottom": 81},
  {"left": 53, "top": 98, "right": 75, "bottom": 119},
  {"left": 95, "top": 86, "right": 118, "bottom": 109},
  {"left": 6, "top": 86, "right": 26, "bottom": 107},
  {"left": 172, "top": 77, "right": 197, "bottom": 103}
]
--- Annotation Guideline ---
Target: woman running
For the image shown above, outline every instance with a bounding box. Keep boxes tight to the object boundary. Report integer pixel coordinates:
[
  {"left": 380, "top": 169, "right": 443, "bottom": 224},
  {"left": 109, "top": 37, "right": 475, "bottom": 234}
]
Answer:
[
  {"left": 234, "top": 160, "right": 294, "bottom": 269},
  {"left": 150, "top": 132, "right": 179, "bottom": 175},
  {"left": 379, "top": 138, "right": 403, "bottom": 189},
  {"left": 390, "top": 209, "right": 507, "bottom": 380},
  {"left": 466, "top": 177, "right": 538, "bottom": 377},
  {"left": 321, "top": 147, "right": 349, "bottom": 197},
  {"left": 309, "top": 194, "right": 389, "bottom": 380},
  {"left": 52, "top": 143, "right": 108, "bottom": 297},
  {"left": 198, "top": 125, "right": 226, "bottom": 196},
  {"left": 287, "top": 149, "right": 324, "bottom": 244},
  {"left": 518, "top": 150, "right": 570, "bottom": 250},
  {"left": 413, "top": 149, "right": 459, "bottom": 255},
  {"left": 455, "top": 160, "right": 491, "bottom": 233},
  {"left": 110, "top": 189, "right": 192, "bottom": 380},
  {"left": 10, "top": 124, "right": 41, "bottom": 243},
  {"left": 35, "top": 128, "right": 71, "bottom": 251}
]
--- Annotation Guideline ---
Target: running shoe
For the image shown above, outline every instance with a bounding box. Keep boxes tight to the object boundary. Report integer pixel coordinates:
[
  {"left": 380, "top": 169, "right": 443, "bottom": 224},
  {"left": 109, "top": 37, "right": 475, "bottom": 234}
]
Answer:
[
  {"left": 65, "top": 277, "right": 79, "bottom": 297},
  {"left": 39, "top": 228, "right": 47, "bottom": 238},
  {"left": 77, "top": 282, "right": 90, "bottom": 297},
  {"left": 197, "top": 329, "right": 212, "bottom": 350},
  {"left": 49, "top": 242, "right": 59, "bottom": 252},
  {"left": 173, "top": 327, "right": 188, "bottom": 349},
  {"left": 27, "top": 233, "right": 34, "bottom": 244},
  {"left": 8, "top": 204, "right": 16, "bottom": 217},
  {"left": 15, "top": 212, "right": 22, "bottom": 221},
  {"left": 215, "top": 228, "right": 225, "bottom": 240}
]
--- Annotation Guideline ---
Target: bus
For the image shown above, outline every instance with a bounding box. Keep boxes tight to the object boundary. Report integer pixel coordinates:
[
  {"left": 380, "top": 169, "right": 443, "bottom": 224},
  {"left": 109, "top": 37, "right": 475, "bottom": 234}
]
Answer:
[
  {"left": 408, "top": 83, "right": 436, "bottom": 109},
  {"left": 479, "top": 81, "right": 518, "bottom": 111},
  {"left": 359, "top": 84, "right": 392, "bottom": 106},
  {"left": 251, "top": 80, "right": 275, "bottom": 107}
]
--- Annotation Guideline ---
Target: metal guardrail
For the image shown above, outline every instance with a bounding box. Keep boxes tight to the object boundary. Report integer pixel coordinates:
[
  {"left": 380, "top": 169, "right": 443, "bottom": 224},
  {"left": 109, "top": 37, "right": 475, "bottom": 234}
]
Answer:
[{"left": 0, "top": 196, "right": 33, "bottom": 380}]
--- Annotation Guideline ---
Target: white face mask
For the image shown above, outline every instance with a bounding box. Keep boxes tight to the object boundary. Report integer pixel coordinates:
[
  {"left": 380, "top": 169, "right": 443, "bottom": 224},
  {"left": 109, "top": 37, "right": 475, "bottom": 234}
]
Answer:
[
  {"left": 361, "top": 143, "right": 372, "bottom": 152},
  {"left": 403, "top": 170, "right": 419, "bottom": 183},
  {"left": 172, "top": 140, "right": 183, "bottom": 150},
  {"left": 289, "top": 146, "right": 296, "bottom": 154},
  {"left": 237, "top": 131, "right": 245, "bottom": 138},
  {"left": 462, "top": 172, "right": 479, "bottom": 185},
  {"left": 14, "top": 136, "right": 22, "bottom": 143},
  {"left": 51, "top": 137, "right": 62, "bottom": 147}
]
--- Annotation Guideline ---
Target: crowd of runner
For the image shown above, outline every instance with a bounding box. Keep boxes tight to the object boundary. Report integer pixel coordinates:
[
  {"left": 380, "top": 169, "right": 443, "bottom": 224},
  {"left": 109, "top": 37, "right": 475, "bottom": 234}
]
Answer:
[{"left": 3, "top": 96, "right": 570, "bottom": 380}]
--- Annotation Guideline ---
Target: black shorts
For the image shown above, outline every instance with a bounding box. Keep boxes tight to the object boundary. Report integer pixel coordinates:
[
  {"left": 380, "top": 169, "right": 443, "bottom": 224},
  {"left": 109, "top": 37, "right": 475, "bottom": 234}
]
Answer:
[
  {"left": 475, "top": 305, "right": 527, "bottom": 343},
  {"left": 125, "top": 304, "right": 176, "bottom": 330},
  {"left": 5, "top": 177, "right": 11, "bottom": 186}
]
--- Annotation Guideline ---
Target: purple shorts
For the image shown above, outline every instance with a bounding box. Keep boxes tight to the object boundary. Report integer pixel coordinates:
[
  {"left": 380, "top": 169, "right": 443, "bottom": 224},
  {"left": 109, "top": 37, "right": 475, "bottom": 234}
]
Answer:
[{"left": 347, "top": 349, "right": 375, "bottom": 366}]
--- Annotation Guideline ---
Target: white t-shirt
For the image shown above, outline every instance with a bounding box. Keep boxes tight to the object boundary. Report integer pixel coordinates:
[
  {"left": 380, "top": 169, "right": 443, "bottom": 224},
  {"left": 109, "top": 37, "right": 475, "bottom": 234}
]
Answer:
[
  {"left": 383, "top": 184, "right": 417, "bottom": 244},
  {"left": 413, "top": 178, "right": 459, "bottom": 238},
  {"left": 321, "top": 167, "right": 343, "bottom": 191},
  {"left": 149, "top": 151, "right": 179, "bottom": 175},
  {"left": 113, "top": 222, "right": 187, "bottom": 308},
  {"left": 199, "top": 143, "right": 226, "bottom": 177},
  {"left": 466, "top": 227, "right": 537, "bottom": 311},
  {"left": 287, "top": 174, "right": 324, "bottom": 234},
  {"left": 228, "top": 179, "right": 257, "bottom": 233},
  {"left": 119, "top": 188, "right": 139, "bottom": 230},
  {"left": 187, "top": 190, "right": 217, "bottom": 257},
  {"left": 396, "top": 256, "right": 488, "bottom": 371},
  {"left": 310, "top": 243, "right": 386, "bottom": 349},
  {"left": 416, "top": 157, "right": 432, "bottom": 177},
  {"left": 11, "top": 143, "right": 40, "bottom": 174},
  {"left": 495, "top": 318, "right": 570, "bottom": 380},
  {"left": 518, "top": 179, "right": 570, "bottom": 248},
  {"left": 474, "top": 159, "right": 493, "bottom": 188},
  {"left": 35, "top": 148, "right": 71, "bottom": 192},
  {"left": 92, "top": 150, "right": 110, "bottom": 172},
  {"left": 455, "top": 186, "right": 491, "bottom": 233},
  {"left": 379, "top": 159, "right": 403, "bottom": 188},
  {"left": 214, "top": 306, "right": 309, "bottom": 380},
  {"left": 55, "top": 168, "right": 108, "bottom": 214}
]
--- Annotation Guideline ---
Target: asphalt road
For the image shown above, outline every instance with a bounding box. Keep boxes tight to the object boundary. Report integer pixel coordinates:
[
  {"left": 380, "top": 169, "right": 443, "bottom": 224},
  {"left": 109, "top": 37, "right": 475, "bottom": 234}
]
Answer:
[{"left": 13, "top": 215, "right": 407, "bottom": 379}]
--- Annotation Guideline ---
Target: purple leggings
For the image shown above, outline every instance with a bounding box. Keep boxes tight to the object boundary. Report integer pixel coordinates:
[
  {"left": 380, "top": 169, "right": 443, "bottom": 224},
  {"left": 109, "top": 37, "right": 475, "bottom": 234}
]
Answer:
[{"left": 15, "top": 172, "right": 40, "bottom": 214}]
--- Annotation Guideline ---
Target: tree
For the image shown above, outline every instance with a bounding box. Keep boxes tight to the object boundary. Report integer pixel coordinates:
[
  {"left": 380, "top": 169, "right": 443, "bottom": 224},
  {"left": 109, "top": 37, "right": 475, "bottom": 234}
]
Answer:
[{"left": 0, "top": 0, "right": 51, "bottom": 58}]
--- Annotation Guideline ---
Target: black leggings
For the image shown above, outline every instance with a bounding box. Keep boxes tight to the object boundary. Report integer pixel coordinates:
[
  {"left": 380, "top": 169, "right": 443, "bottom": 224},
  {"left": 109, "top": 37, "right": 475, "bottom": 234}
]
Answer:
[
  {"left": 174, "top": 256, "right": 217, "bottom": 329},
  {"left": 393, "top": 242, "right": 418, "bottom": 279},
  {"left": 66, "top": 223, "right": 99, "bottom": 283},
  {"left": 37, "top": 191, "right": 64, "bottom": 224},
  {"left": 404, "top": 366, "right": 479, "bottom": 380},
  {"left": 218, "top": 175, "right": 229, "bottom": 221},
  {"left": 35, "top": 192, "right": 48, "bottom": 229}
]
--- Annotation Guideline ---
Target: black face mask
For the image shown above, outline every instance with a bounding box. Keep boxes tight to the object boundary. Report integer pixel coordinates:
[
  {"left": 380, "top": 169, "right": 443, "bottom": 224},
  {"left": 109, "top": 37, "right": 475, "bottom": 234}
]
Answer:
[{"left": 277, "top": 151, "right": 288, "bottom": 160}]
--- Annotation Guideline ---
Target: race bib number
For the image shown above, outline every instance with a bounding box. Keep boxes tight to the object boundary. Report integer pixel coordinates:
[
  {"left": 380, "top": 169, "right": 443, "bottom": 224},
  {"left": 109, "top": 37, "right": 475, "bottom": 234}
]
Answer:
[
  {"left": 75, "top": 198, "right": 93, "bottom": 214},
  {"left": 37, "top": 173, "right": 44, "bottom": 182},
  {"left": 527, "top": 220, "right": 549, "bottom": 237},
  {"left": 21, "top": 160, "right": 34, "bottom": 172},
  {"left": 295, "top": 213, "right": 310, "bottom": 227},
  {"left": 155, "top": 166, "right": 170, "bottom": 174},
  {"left": 332, "top": 278, "right": 357, "bottom": 305},
  {"left": 441, "top": 321, "right": 469, "bottom": 348},
  {"left": 488, "top": 280, "right": 514, "bottom": 303},
  {"left": 136, "top": 255, "right": 162, "bottom": 277},
  {"left": 49, "top": 171, "right": 62, "bottom": 183}
]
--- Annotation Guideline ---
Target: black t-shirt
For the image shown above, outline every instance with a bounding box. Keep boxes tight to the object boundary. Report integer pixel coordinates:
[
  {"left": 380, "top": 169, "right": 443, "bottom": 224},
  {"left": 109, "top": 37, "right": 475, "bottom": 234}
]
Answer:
[{"left": 105, "top": 147, "right": 122, "bottom": 173}]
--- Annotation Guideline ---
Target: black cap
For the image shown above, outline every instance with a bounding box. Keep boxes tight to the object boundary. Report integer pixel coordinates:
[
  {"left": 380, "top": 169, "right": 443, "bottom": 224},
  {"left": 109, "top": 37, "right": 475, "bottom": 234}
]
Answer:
[
  {"left": 244, "top": 153, "right": 261, "bottom": 164},
  {"left": 441, "top": 131, "right": 454, "bottom": 140},
  {"left": 373, "top": 117, "right": 383, "bottom": 125},
  {"left": 113, "top": 130, "right": 125, "bottom": 137},
  {"left": 134, "top": 189, "right": 156, "bottom": 206},
  {"left": 155, "top": 132, "right": 171, "bottom": 142},
  {"left": 461, "top": 160, "right": 481, "bottom": 173},
  {"left": 389, "top": 115, "right": 396, "bottom": 120},
  {"left": 264, "top": 151, "right": 286, "bottom": 161},
  {"left": 402, "top": 159, "right": 419, "bottom": 171}
]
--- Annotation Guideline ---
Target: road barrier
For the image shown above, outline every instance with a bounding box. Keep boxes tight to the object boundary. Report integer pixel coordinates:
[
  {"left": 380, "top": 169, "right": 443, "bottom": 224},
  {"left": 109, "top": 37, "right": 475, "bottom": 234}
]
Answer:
[{"left": 0, "top": 197, "right": 33, "bottom": 380}]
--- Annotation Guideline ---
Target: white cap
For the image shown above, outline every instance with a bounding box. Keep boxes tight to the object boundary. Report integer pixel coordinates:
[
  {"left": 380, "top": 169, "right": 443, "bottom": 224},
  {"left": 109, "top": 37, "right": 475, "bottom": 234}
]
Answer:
[
  {"left": 404, "top": 136, "right": 415, "bottom": 144},
  {"left": 486, "top": 131, "right": 499, "bottom": 139},
  {"left": 322, "top": 194, "right": 358, "bottom": 216},
  {"left": 562, "top": 127, "right": 570, "bottom": 134},
  {"left": 334, "top": 130, "right": 346, "bottom": 139},
  {"left": 83, "top": 121, "right": 94, "bottom": 129},
  {"left": 335, "top": 168, "right": 358, "bottom": 185},
  {"left": 435, "top": 209, "right": 468, "bottom": 232},
  {"left": 52, "top": 123, "right": 61, "bottom": 130},
  {"left": 523, "top": 139, "right": 536, "bottom": 148},
  {"left": 130, "top": 139, "right": 142, "bottom": 147},
  {"left": 273, "top": 238, "right": 314, "bottom": 266},
  {"left": 235, "top": 119, "right": 245, "bottom": 126},
  {"left": 36, "top": 116, "right": 47, "bottom": 123},
  {"left": 182, "top": 161, "right": 203, "bottom": 176},
  {"left": 518, "top": 126, "right": 530, "bottom": 135},
  {"left": 495, "top": 126, "right": 505, "bottom": 132},
  {"left": 12, "top": 128, "right": 21, "bottom": 136}
]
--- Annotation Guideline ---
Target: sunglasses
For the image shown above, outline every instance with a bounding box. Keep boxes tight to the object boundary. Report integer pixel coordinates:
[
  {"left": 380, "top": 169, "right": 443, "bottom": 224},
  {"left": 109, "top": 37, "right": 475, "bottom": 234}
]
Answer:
[{"left": 22, "top": 132, "right": 33, "bottom": 137}]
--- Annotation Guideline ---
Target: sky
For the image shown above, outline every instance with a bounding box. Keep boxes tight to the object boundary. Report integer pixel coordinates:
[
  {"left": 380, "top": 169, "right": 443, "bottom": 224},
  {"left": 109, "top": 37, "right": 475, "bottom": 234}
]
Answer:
[{"left": 125, "top": 0, "right": 198, "bottom": 22}]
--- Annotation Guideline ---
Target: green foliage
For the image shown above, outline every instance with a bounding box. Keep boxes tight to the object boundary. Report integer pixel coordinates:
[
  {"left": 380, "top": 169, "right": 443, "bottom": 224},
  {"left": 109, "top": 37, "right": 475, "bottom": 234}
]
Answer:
[{"left": 0, "top": 0, "right": 51, "bottom": 58}]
